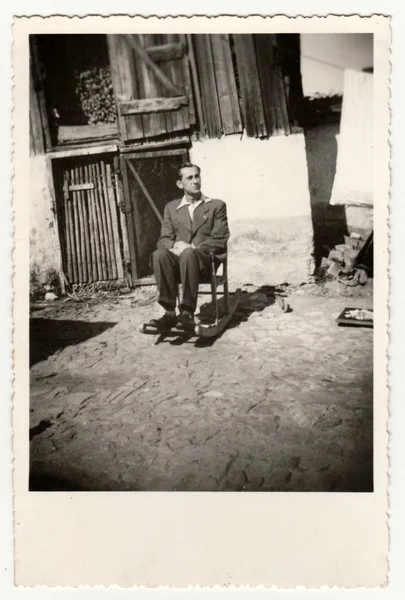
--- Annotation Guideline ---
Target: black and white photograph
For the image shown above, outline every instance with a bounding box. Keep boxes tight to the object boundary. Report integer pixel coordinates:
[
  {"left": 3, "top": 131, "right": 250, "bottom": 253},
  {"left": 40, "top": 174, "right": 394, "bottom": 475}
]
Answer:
[
  {"left": 28, "top": 30, "right": 375, "bottom": 494},
  {"left": 9, "top": 11, "right": 393, "bottom": 588}
]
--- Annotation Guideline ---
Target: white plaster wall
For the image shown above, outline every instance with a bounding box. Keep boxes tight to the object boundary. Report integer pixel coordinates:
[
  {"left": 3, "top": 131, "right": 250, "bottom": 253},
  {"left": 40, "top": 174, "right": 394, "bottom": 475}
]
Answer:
[
  {"left": 191, "top": 133, "right": 314, "bottom": 284},
  {"left": 30, "top": 155, "right": 60, "bottom": 284},
  {"left": 30, "top": 134, "right": 314, "bottom": 288},
  {"left": 190, "top": 133, "right": 311, "bottom": 222}
]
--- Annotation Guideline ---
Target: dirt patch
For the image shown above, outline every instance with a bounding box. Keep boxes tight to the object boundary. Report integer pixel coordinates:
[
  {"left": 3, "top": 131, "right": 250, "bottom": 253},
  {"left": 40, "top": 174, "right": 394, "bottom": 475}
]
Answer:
[{"left": 30, "top": 280, "right": 373, "bottom": 492}]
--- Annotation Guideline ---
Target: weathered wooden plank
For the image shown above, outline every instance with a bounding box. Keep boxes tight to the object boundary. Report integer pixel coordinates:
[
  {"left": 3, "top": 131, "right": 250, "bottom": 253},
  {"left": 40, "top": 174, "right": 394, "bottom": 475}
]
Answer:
[
  {"left": 122, "top": 148, "right": 188, "bottom": 160},
  {"left": 30, "top": 38, "right": 52, "bottom": 151},
  {"left": 113, "top": 157, "right": 132, "bottom": 286},
  {"left": 107, "top": 35, "right": 144, "bottom": 141},
  {"left": 62, "top": 175, "right": 74, "bottom": 282},
  {"left": 194, "top": 35, "right": 223, "bottom": 138},
  {"left": 90, "top": 163, "right": 108, "bottom": 280},
  {"left": 106, "top": 163, "right": 125, "bottom": 279},
  {"left": 179, "top": 34, "right": 196, "bottom": 126},
  {"left": 146, "top": 42, "right": 184, "bottom": 62},
  {"left": 119, "top": 96, "right": 189, "bottom": 116},
  {"left": 124, "top": 34, "right": 183, "bottom": 96},
  {"left": 233, "top": 34, "right": 267, "bottom": 138},
  {"left": 68, "top": 182, "right": 95, "bottom": 192},
  {"left": 119, "top": 138, "right": 189, "bottom": 154},
  {"left": 274, "top": 34, "right": 303, "bottom": 128},
  {"left": 57, "top": 124, "right": 118, "bottom": 144},
  {"left": 84, "top": 164, "right": 100, "bottom": 281},
  {"left": 71, "top": 168, "right": 84, "bottom": 283},
  {"left": 94, "top": 162, "right": 114, "bottom": 279},
  {"left": 78, "top": 165, "right": 93, "bottom": 282},
  {"left": 100, "top": 161, "right": 118, "bottom": 279},
  {"left": 210, "top": 34, "right": 242, "bottom": 135},
  {"left": 120, "top": 155, "right": 140, "bottom": 280},
  {"left": 74, "top": 167, "right": 89, "bottom": 283},
  {"left": 48, "top": 144, "right": 118, "bottom": 159},
  {"left": 153, "top": 34, "right": 174, "bottom": 134},
  {"left": 29, "top": 61, "right": 45, "bottom": 155},
  {"left": 134, "top": 34, "right": 167, "bottom": 139},
  {"left": 254, "top": 34, "right": 291, "bottom": 136},
  {"left": 163, "top": 33, "right": 188, "bottom": 133},
  {"left": 186, "top": 34, "right": 204, "bottom": 132}
]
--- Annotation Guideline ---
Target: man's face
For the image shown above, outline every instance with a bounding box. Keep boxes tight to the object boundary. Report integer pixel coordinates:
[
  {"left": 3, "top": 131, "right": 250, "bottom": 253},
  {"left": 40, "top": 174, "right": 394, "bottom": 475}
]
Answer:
[{"left": 177, "top": 166, "right": 201, "bottom": 197}]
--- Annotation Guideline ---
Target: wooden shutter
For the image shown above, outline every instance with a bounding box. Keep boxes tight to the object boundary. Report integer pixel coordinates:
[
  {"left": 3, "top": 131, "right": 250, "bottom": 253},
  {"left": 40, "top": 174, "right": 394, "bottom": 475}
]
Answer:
[
  {"left": 233, "top": 35, "right": 267, "bottom": 138},
  {"left": 210, "top": 35, "right": 242, "bottom": 135},
  {"left": 254, "top": 35, "right": 291, "bottom": 136},
  {"left": 107, "top": 34, "right": 194, "bottom": 143},
  {"left": 193, "top": 34, "right": 242, "bottom": 138},
  {"left": 193, "top": 35, "right": 222, "bottom": 138}
]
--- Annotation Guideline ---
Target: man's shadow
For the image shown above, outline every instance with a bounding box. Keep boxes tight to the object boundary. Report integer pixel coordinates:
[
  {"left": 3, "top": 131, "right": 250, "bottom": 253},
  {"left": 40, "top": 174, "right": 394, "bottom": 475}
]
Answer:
[{"left": 156, "top": 284, "right": 290, "bottom": 347}]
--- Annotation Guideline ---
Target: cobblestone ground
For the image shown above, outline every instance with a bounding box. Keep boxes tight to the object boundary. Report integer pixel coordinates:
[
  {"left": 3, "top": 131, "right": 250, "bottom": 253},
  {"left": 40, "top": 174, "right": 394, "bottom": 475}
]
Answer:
[{"left": 29, "top": 283, "right": 373, "bottom": 492}]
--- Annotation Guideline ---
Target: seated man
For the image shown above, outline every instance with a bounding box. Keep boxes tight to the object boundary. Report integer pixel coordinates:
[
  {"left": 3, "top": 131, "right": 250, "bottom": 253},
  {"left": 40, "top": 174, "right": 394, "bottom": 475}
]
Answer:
[{"left": 150, "top": 163, "right": 230, "bottom": 331}]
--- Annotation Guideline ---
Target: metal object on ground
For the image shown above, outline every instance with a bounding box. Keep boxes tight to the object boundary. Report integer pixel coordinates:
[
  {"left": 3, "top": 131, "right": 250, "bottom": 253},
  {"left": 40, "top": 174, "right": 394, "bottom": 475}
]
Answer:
[{"left": 336, "top": 307, "right": 373, "bottom": 328}]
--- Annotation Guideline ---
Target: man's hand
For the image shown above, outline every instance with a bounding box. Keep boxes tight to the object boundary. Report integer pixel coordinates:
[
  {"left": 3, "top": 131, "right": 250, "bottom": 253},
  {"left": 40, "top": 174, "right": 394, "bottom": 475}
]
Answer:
[{"left": 169, "top": 241, "right": 193, "bottom": 256}]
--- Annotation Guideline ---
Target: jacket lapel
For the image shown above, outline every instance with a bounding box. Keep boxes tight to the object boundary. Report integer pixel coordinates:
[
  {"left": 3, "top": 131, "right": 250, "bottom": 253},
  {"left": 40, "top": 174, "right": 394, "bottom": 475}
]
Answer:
[
  {"left": 192, "top": 202, "right": 210, "bottom": 234},
  {"left": 176, "top": 202, "right": 192, "bottom": 232}
]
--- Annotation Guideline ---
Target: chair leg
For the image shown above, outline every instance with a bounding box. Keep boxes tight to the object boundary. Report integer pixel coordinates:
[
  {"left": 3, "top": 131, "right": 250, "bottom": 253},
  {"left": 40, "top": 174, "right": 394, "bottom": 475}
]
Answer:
[
  {"left": 210, "top": 255, "right": 219, "bottom": 326},
  {"left": 223, "top": 277, "right": 230, "bottom": 314}
]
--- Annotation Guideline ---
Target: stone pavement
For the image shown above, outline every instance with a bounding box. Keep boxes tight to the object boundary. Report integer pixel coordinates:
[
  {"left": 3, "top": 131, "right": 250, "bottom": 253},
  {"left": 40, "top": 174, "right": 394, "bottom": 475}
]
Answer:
[{"left": 29, "top": 285, "right": 373, "bottom": 492}]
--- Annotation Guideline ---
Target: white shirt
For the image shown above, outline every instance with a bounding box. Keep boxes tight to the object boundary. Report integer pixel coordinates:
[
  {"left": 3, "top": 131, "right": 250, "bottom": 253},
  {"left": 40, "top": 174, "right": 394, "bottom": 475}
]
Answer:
[{"left": 177, "top": 193, "right": 212, "bottom": 222}]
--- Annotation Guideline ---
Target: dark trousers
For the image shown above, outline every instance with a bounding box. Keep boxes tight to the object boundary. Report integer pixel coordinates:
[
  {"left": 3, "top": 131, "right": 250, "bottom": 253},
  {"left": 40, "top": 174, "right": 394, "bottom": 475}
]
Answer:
[{"left": 153, "top": 247, "right": 211, "bottom": 313}]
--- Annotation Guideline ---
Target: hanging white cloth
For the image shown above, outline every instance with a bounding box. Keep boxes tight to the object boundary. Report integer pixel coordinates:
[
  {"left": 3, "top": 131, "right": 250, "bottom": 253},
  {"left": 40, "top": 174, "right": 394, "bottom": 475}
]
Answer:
[{"left": 330, "top": 69, "right": 373, "bottom": 207}]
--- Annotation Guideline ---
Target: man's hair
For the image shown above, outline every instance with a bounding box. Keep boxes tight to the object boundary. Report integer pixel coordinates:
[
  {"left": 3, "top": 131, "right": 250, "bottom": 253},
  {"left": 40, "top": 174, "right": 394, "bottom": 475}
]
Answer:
[{"left": 176, "top": 163, "right": 201, "bottom": 180}]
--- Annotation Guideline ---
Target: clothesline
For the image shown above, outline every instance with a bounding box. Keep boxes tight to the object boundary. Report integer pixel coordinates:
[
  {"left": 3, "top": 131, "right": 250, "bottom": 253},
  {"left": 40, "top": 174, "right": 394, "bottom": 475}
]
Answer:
[{"left": 301, "top": 54, "right": 347, "bottom": 70}]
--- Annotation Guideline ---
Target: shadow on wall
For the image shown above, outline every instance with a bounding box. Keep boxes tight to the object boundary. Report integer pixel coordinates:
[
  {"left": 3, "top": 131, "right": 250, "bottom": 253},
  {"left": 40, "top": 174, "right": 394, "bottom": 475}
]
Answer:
[{"left": 304, "top": 123, "right": 349, "bottom": 267}]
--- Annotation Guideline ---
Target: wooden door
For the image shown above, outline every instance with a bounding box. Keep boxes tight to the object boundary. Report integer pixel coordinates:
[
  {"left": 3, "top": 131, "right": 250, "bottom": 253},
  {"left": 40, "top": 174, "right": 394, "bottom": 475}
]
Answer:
[
  {"left": 54, "top": 154, "right": 125, "bottom": 285},
  {"left": 107, "top": 34, "right": 195, "bottom": 143},
  {"left": 119, "top": 148, "right": 188, "bottom": 281}
]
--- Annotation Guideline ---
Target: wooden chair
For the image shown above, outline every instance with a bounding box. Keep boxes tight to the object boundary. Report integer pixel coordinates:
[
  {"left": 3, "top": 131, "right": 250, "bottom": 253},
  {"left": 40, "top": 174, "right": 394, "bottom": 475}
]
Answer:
[
  {"left": 193, "top": 251, "right": 241, "bottom": 338},
  {"left": 141, "top": 250, "right": 241, "bottom": 338}
]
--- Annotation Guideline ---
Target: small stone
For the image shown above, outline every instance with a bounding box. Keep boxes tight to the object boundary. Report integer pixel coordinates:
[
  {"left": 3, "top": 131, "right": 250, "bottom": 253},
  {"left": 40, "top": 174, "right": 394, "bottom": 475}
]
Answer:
[
  {"left": 45, "top": 292, "right": 58, "bottom": 301},
  {"left": 204, "top": 391, "right": 223, "bottom": 398},
  {"left": 121, "top": 298, "right": 133, "bottom": 306}
]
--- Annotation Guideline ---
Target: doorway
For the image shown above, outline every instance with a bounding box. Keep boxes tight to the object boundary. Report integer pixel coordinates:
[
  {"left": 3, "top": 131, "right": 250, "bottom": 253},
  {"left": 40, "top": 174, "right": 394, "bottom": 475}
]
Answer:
[{"left": 120, "top": 148, "right": 189, "bottom": 280}]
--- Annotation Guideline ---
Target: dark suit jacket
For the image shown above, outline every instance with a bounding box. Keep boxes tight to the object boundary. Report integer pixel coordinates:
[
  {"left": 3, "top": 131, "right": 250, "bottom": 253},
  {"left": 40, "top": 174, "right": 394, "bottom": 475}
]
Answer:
[{"left": 157, "top": 196, "right": 230, "bottom": 260}]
